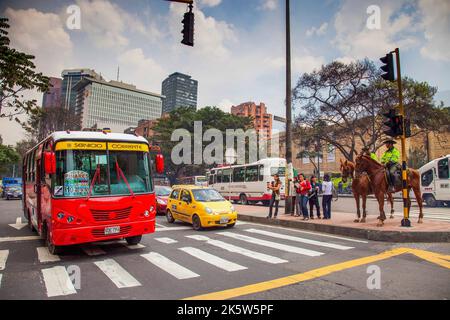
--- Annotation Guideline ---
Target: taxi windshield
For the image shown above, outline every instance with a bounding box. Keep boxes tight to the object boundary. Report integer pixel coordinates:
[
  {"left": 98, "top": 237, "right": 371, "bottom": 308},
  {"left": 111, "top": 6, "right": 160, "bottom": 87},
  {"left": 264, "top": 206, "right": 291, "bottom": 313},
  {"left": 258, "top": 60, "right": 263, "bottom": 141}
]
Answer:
[{"left": 192, "top": 189, "right": 225, "bottom": 202}]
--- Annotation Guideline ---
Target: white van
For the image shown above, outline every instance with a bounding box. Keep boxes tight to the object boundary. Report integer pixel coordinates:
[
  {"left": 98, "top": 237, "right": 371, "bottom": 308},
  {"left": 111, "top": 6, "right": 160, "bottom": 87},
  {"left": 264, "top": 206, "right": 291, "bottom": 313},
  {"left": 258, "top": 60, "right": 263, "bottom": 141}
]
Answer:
[{"left": 419, "top": 154, "right": 450, "bottom": 207}]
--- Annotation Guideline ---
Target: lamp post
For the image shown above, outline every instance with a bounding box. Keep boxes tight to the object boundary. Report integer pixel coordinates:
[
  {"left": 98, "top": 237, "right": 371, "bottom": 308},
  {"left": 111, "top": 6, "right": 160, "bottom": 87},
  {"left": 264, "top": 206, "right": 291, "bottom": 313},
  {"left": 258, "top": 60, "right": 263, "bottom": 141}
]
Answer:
[{"left": 285, "top": 0, "right": 293, "bottom": 214}]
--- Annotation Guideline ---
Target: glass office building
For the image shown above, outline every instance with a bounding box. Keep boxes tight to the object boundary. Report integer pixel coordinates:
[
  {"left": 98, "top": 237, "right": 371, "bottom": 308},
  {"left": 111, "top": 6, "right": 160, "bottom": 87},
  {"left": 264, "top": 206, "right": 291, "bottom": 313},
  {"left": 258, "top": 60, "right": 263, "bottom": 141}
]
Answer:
[
  {"left": 74, "top": 78, "right": 163, "bottom": 133},
  {"left": 61, "top": 69, "right": 102, "bottom": 111},
  {"left": 161, "top": 72, "right": 198, "bottom": 113}
]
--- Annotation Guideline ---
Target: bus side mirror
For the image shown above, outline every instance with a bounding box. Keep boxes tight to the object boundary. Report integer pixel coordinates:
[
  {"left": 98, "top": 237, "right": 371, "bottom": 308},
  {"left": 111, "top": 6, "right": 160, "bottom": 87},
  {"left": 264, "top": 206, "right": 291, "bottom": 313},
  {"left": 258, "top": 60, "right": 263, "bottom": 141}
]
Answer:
[
  {"left": 44, "top": 151, "right": 56, "bottom": 175},
  {"left": 155, "top": 154, "right": 164, "bottom": 174}
]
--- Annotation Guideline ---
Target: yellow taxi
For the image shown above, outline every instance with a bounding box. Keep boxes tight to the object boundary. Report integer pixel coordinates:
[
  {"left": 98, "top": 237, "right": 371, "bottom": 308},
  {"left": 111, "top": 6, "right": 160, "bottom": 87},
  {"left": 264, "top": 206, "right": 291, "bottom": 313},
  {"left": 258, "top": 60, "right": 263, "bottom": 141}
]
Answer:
[{"left": 166, "top": 185, "right": 237, "bottom": 230}]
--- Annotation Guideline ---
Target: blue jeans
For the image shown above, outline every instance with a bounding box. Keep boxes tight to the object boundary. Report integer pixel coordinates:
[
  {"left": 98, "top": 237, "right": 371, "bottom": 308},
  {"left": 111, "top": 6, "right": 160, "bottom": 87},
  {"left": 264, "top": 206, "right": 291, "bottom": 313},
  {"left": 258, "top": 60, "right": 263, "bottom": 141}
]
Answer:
[
  {"left": 296, "top": 195, "right": 309, "bottom": 217},
  {"left": 322, "top": 195, "right": 332, "bottom": 218}
]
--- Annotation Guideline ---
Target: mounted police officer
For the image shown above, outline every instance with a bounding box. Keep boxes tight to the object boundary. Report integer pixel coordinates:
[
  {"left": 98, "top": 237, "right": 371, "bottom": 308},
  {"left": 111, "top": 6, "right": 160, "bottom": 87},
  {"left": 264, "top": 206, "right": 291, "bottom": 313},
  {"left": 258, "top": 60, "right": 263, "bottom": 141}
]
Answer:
[{"left": 381, "top": 139, "right": 401, "bottom": 192}]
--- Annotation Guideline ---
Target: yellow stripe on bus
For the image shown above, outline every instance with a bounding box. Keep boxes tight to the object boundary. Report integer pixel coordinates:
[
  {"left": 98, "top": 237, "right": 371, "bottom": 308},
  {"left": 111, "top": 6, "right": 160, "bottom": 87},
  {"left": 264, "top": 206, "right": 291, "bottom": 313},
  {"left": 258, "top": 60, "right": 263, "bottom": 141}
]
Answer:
[
  {"left": 107, "top": 142, "right": 149, "bottom": 152},
  {"left": 55, "top": 141, "right": 107, "bottom": 151}
]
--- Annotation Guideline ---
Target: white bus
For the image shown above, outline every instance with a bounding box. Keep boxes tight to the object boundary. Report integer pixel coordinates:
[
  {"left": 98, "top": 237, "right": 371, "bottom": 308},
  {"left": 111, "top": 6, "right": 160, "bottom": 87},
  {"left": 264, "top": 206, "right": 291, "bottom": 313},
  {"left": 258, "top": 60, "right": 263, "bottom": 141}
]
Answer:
[
  {"left": 419, "top": 154, "right": 450, "bottom": 207},
  {"left": 207, "top": 158, "right": 288, "bottom": 206},
  {"left": 177, "top": 175, "right": 208, "bottom": 186}
]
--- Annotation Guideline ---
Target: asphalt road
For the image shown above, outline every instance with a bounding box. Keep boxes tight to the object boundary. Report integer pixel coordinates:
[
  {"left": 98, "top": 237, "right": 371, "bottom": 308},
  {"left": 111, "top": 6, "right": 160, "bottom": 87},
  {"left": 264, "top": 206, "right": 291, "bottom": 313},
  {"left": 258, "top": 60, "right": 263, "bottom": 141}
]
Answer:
[{"left": 0, "top": 199, "right": 449, "bottom": 300}]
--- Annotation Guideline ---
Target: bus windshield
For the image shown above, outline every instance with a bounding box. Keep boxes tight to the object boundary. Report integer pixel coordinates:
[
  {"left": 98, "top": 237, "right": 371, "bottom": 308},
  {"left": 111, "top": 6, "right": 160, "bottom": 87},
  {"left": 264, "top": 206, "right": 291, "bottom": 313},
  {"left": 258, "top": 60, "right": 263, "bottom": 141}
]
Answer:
[
  {"left": 53, "top": 149, "right": 152, "bottom": 198},
  {"left": 270, "top": 167, "right": 286, "bottom": 176}
]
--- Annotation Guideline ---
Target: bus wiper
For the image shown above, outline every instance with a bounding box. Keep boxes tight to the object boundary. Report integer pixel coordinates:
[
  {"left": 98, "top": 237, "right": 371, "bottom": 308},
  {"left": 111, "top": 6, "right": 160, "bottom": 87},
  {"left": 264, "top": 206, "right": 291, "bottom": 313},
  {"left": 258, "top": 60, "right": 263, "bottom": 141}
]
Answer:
[
  {"left": 86, "top": 165, "right": 101, "bottom": 201},
  {"left": 115, "top": 159, "right": 135, "bottom": 197}
]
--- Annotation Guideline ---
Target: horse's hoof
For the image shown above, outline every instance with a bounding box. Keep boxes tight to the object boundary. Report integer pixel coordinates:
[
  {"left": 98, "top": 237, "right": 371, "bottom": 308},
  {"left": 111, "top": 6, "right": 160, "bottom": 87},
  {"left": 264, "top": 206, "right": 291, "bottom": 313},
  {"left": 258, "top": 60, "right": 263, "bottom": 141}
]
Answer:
[
  {"left": 418, "top": 218, "right": 423, "bottom": 224},
  {"left": 377, "top": 220, "right": 384, "bottom": 227},
  {"left": 353, "top": 219, "right": 360, "bottom": 223},
  {"left": 389, "top": 215, "right": 394, "bottom": 219},
  {"left": 360, "top": 218, "right": 366, "bottom": 223}
]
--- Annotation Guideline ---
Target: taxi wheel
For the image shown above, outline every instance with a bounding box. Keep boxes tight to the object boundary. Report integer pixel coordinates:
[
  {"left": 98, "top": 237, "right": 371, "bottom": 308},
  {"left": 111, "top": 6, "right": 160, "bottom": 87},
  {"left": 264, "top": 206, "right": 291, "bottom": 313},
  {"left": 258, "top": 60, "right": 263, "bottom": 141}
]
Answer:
[
  {"left": 192, "top": 215, "right": 202, "bottom": 231},
  {"left": 166, "top": 210, "right": 175, "bottom": 223},
  {"left": 226, "top": 223, "right": 236, "bottom": 228}
]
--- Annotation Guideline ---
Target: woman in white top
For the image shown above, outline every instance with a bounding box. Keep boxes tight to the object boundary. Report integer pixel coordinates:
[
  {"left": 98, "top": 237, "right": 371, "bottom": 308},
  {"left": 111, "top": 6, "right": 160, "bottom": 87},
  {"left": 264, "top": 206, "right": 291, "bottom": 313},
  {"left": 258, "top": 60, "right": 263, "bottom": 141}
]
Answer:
[{"left": 321, "top": 174, "right": 334, "bottom": 219}]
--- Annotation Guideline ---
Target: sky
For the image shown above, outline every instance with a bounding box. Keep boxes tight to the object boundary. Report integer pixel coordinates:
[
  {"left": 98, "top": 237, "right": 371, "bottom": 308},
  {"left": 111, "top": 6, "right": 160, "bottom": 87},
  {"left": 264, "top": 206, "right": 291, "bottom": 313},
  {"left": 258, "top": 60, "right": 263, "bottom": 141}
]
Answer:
[{"left": 1, "top": 0, "right": 449, "bottom": 145}]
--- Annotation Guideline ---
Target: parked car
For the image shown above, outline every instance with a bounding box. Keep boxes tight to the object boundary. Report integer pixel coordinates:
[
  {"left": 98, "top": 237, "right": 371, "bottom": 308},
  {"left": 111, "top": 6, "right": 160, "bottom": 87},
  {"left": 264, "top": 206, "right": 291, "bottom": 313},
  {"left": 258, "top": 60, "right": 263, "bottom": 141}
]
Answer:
[
  {"left": 5, "top": 185, "right": 22, "bottom": 200},
  {"left": 155, "top": 185, "right": 172, "bottom": 214},
  {"left": 166, "top": 185, "right": 237, "bottom": 230}
]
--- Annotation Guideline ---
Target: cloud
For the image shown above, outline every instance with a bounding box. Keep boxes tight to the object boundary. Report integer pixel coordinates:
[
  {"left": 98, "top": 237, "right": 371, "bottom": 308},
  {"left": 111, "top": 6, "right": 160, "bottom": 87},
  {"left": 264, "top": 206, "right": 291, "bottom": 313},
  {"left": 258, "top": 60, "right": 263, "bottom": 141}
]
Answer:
[
  {"left": 306, "top": 22, "right": 328, "bottom": 37},
  {"left": 117, "top": 48, "right": 166, "bottom": 93},
  {"left": 198, "top": 0, "right": 222, "bottom": 7},
  {"left": 4, "top": 7, "right": 73, "bottom": 77},
  {"left": 418, "top": 0, "right": 450, "bottom": 61},
  {"left": 216, "top": 99, "right": 235, "bottom": 112},
  {"left": 259, "top": 0, "right": 278, "bottom": 11},
  {"left": 265, "top": 54, "right": 325, "bottom": 74}
]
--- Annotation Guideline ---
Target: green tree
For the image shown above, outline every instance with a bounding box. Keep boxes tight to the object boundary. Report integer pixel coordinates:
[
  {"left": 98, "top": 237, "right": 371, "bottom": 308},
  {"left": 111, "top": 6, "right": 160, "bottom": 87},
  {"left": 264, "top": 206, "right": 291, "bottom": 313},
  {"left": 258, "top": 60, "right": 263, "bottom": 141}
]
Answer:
[
  {"left": 0, "top": 143, "right": 20, "bottom": 177},
  {"left": 0, "top": 17, "right": 49, "bottom": 124},
  {"left": 152, "top": 106, "right": 253, "bottom": 182}
]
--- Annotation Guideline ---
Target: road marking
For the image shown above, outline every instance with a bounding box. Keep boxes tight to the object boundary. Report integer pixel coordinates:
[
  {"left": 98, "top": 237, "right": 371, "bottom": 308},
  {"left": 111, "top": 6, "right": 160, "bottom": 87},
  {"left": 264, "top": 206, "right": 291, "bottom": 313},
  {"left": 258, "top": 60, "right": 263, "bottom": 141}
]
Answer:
[
  {"left": 0, "top": 250, "right": 9, "bottom": 271},
  {"left": 155, "top": 226, "right": 192, "bottom": 231},
  {"left": 218, "top": 232, "right": 324, "bottom": 257},
  {"left": 94, "top": 259, "right": 141, "bottom": 288},
  {"left": 81, "top": 245, "right": 106, "bottom": 256},
  {"left": 154, "top": 237, "right": 178, "bottom": 244},
  {"left": 186, "top": 235, "right": 288, "bottom": 264},
  {"left": 37, "top": 247, "right": 60, "bottom": 263},
  {"left": 244, "top": 228, "right": 354, "bottom": 250},
  {"left": 41, "top": 266, "right": 77, "bottom": 297},
  {"left": 240, "top": 221, "right": 368, "bottom": 243},
  {"left": 8, "top": 217, "right": 27, "bottom": 230},
  {"left": 0, "top": 236, "right": 41, "bottom": 243},
  {"left": 141, "top": 252, "right": 200, "bottom": 280},
  {"left": 179, "top": 247, "right": 247, "bottom": 272},
  {"left": 125, "top": 243, "right": 146, "bottom": 250}
]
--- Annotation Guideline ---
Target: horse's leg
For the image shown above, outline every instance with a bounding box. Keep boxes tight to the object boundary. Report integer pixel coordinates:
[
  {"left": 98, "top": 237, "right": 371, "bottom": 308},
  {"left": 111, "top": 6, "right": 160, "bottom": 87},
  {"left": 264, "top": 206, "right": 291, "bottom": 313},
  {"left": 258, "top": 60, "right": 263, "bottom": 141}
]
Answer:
[
  {"left": 388, "top": 193, "right": 395, "bottom": 219},
  {"left": 361, "top": 193, "right": 367, "bottom": 223},
  {"left": 412, "top": 186, "right": 424, "bottom": 223},
  {"left": 376, "top": 191, "right": 386, "bottom": 227},
  {"left": 354, "top": 193, "right": 361, "bottom": 223}
]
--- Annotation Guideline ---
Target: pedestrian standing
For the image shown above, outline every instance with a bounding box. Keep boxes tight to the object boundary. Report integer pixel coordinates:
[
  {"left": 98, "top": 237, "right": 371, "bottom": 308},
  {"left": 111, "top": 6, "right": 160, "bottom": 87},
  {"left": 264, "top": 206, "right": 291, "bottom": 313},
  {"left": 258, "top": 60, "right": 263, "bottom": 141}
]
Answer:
[
  {"left": 296, "top": 174, "right": 311, "bottom": 220},
  {"left": 322, "top": 174, "right": 333, "bottom": 219},
  {"left": 308, "top": 175, "right": 321, "bottom": 219},
  {"left": 267, "top": 174, "right": 281, "bottom": 219}
]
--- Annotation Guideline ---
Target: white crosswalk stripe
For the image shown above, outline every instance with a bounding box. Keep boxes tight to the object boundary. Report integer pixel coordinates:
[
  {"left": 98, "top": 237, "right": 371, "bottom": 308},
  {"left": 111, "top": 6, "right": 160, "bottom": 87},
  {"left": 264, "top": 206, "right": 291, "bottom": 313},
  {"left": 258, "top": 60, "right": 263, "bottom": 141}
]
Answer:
[
  {"left": 37, "top": 247, "right": 60, "bottom": 263},
  {"left": 141, "top": 252, "right": 200, "bottom": 280},
  {"left": 94, "top": 259, "right": 141, "bottom": 288},
  {"left": 0, "top": 250, "right": 9, "bottom": 271},
  {"left": 244, "top": 228, "right": 354, "bottom": 250},
  {"left": 154, "top": 237, "right": 178, "bottom": 244},
  {"left": 41, "top": 266, "right": 77, "bottom": 297},
  {"left": 179, "top": 247, "right": 247, "bottom": 272},
  {"left": 218, "top": 232, "right": 324, "bottom": 256},
  {"left": 186, "top": 235, "right": 288, "bottom": 264},
  {"left": 124, "top": 243, "right": 146, "bottom": 250},
  {"left": 81, "top": 245, "right": 106, "bottom": 256}
]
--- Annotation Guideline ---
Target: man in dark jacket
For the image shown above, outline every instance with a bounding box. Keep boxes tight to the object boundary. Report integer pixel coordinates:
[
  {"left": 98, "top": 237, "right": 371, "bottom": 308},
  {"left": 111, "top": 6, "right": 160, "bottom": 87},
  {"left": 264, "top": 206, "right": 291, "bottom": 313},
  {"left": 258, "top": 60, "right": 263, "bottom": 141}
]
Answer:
[{"left": 308, "top": 175, "right": 321, "bottom": 219}]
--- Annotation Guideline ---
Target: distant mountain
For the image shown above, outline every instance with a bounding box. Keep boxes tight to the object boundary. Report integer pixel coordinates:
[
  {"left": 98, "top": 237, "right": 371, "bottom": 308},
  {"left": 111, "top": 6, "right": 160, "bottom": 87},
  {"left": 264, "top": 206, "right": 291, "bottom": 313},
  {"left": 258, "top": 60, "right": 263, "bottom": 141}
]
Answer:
[{"left": 435, "top": 90, "right": 450, "bottom": 107}]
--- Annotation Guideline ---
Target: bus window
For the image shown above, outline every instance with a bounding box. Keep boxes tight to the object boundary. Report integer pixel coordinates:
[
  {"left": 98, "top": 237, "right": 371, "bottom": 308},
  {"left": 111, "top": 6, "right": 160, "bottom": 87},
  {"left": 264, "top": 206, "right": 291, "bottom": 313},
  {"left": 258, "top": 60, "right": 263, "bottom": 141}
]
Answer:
[
  {"left": 245, "top": 165, "right": 258, "bottom": 182},
  {"left": 233, "top": 167, "right": 245, "bottom": 182},
  {"left": 209, "top": 173, "right": 215, "bottom": 185},
  {"left": 30, "top": 150, "right": 36, "bottom": 182},
  {"left": 270, "top": 167, "right": 285, "bottom": 176},
  {"left": 438, "top": 158, "right": 449, "bottom": 179},
  {"left": 222, "top": 168, "right": 231, "bottom": 183},
  {"left": 259, "top": 165, "right": 264, "bottom": 181},
  {"left": 217, "top": 170, "right": 223, "bottom": 183},
  {"left": 421, "top": 169, "right": 433, "bottom": 187}
]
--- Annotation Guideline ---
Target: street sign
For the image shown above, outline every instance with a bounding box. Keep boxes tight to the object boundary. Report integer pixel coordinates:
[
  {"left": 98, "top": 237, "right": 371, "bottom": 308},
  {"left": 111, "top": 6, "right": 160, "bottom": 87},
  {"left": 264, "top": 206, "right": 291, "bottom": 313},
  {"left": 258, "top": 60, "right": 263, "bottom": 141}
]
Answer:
[{"left": 274, "top": 116, "right": 286, "bottom": 123}]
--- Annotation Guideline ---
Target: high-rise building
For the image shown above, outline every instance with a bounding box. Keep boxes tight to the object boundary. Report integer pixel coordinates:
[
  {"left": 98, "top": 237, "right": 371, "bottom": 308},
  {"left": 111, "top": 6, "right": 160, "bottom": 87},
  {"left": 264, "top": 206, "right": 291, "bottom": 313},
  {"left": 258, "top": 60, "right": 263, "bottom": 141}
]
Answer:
[
  {"left": 61, "top": 69, "right": 102, "bottom": 111},
  {"left": 73, "top": 78, "right": 163, "bottom": 133},
  {"left": 161, "top": 72, "right": 198, "bottom": 113},
  {"left": 231, "top": 102, "right": 273, "bottom": 139},
  {"left": 42, "top": 77, "right": 62, "bottom": 109}
]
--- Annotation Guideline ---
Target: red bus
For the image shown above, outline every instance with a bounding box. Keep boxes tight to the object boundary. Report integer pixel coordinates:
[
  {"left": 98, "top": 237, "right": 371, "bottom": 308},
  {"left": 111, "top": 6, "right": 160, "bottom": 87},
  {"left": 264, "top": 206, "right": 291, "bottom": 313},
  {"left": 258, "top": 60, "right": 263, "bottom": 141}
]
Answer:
[{"left": 22, "top": 131, "right": 164, "bottom": 254}]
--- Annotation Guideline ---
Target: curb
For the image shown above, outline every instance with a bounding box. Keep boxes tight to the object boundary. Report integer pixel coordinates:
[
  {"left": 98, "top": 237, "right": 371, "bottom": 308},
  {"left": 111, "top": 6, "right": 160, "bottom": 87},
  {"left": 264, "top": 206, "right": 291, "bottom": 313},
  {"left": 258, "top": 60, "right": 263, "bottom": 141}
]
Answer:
[{"left": 237, "top": 214, "right": 450, "bottom": 243}]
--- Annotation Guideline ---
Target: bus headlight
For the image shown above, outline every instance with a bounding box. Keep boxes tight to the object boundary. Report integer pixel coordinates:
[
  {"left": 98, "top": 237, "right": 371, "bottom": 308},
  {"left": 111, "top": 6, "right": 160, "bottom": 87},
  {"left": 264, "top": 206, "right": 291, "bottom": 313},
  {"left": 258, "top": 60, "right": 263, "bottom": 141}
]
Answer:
[
  {"left": 205, "top": 207, "right": 213, "bottom": 214},
  {"left": 67, "top": 216, "right": 74, "bottom": 223},
  {"left": 149, "top": 205, "right": 155, "bottom": 212},
  {"left": 144, "top": 210, "right": 150, "bottom": 217},
  {"left": 57, "top": 212, "right": 65, "bottom": 219}
]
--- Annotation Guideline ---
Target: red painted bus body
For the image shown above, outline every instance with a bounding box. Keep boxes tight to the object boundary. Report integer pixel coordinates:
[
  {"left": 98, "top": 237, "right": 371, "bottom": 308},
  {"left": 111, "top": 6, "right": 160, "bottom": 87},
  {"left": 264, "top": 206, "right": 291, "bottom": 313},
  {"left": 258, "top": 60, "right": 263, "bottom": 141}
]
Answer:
[{"left": 22, "top": 131, "right": 164, "bottom": 254}]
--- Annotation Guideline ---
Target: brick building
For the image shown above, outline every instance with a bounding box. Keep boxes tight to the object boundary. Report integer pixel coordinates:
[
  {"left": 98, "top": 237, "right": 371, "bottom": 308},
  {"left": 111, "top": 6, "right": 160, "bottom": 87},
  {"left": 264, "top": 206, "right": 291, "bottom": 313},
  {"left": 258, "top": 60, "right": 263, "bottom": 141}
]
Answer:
[{"left": 231, "top": 102, "right": 273, "bottom": 139}]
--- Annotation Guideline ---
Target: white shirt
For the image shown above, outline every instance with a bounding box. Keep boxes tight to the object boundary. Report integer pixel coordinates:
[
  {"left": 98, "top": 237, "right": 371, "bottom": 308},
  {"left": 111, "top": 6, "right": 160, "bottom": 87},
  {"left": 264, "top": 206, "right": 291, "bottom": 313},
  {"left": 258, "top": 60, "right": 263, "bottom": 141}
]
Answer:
[{"left": 322, "top": 181, "right": 333, "bottom": 195}]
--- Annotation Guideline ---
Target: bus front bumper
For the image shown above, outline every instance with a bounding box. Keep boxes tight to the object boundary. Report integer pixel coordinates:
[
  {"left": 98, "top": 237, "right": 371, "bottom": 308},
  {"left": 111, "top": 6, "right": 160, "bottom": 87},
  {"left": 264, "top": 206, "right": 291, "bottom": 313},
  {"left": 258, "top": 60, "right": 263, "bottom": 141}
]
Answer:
[{"left": 52, "top": 219, "right": 155, "bottom": 246}]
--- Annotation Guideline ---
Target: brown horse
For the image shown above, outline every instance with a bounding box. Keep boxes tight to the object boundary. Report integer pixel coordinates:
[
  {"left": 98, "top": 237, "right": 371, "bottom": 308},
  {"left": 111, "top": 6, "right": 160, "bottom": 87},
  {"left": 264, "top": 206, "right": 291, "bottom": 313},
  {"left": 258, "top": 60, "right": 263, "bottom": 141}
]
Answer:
[
  {"left": 354, "top": 154, "right": 424, "bottom": 226},
  {"left": 340, "top": 159, "right": 395, "bottom": 223}
]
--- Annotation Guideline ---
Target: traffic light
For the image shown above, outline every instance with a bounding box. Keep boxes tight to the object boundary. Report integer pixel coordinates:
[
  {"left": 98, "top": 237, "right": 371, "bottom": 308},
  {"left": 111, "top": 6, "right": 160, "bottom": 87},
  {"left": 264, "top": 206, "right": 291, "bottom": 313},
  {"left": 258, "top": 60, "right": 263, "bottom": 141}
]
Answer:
[
  {"left": 383, "top": 109, "right": 403, "bottom": 137},
  {"left": 380, "top": 53, "right": 395, "bottom": 82},
  {"left": 181, "top": 10, "right": 194, "bottom": 46}
]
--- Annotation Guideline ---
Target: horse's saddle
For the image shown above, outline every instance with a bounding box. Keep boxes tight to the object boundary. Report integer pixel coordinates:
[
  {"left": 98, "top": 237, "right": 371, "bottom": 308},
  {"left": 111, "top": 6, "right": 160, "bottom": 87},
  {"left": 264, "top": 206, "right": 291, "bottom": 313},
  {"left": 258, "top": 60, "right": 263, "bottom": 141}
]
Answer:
[{"left": 385, "top": 163, "right": 402, "bottom": 189}]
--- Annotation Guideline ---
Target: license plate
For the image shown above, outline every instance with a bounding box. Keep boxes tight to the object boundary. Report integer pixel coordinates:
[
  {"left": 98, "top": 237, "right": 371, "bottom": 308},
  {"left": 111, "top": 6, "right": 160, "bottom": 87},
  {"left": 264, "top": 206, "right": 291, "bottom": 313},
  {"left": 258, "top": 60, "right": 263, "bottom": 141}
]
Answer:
[
  {"left": 220, "top": 217, "right": 229, "bottom": 224},
  {"left": 105, "top": 226, "right": 120, "bottom": 235}
]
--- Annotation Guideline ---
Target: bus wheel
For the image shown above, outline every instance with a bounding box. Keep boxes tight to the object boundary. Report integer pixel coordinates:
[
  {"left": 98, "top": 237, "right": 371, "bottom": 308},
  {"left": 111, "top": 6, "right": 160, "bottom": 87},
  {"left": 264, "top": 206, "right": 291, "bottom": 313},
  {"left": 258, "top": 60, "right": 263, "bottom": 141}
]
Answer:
[
  {"left": 192, "top": 215, "right": 202, "bottom": 231},
  {"left": 425, "top": 195, "right": 437, "bottom": 207},
  {"left": 125, "top": 235, "right": 142, "bottom": 245},
  {"left": 45, "top": 224, "right": 62, "bottom": 255},
  {"left": 166, "top": 210, "right": 175, "bottom": 223},
  {"left": 239, "top": 194, "right": 248, "bottom": 205}
]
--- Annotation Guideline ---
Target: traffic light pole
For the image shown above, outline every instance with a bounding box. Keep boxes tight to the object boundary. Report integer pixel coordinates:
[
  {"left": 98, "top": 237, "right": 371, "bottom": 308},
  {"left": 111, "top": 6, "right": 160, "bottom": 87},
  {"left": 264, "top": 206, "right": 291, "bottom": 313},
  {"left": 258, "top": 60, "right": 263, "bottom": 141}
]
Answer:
[
  {"left": 285, "top": 0, "right": 293, "bottom": 214},
  {"left": 395, "top": 48, "right": 411, "bottom": 227}
]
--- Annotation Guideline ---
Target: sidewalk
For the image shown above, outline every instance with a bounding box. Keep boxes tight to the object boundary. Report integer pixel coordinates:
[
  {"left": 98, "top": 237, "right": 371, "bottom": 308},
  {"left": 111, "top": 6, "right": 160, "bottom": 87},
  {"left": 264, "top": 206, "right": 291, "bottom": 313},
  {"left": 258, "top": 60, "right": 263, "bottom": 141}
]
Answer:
[{"left": 235, "top": 204, "right": 450, "bottom": 242}]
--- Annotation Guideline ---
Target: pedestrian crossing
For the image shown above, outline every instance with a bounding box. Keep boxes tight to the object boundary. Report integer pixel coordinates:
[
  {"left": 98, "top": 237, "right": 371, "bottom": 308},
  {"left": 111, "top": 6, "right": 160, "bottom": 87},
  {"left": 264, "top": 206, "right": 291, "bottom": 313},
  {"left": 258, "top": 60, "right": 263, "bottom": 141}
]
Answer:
[
  {"left": 395, "top": 209, "right": 450, "bottom": 223},
  {"left": 0, "top": 227, "right": 361, "bottom": 297}
]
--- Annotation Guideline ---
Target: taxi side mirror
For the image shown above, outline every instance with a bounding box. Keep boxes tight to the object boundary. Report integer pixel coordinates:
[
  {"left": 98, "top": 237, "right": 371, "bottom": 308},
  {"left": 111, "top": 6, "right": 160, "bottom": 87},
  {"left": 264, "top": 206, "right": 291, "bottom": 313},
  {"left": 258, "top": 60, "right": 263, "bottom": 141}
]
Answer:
[{"left": 44, "top": 151, "right": 56, "bottom": 175}]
